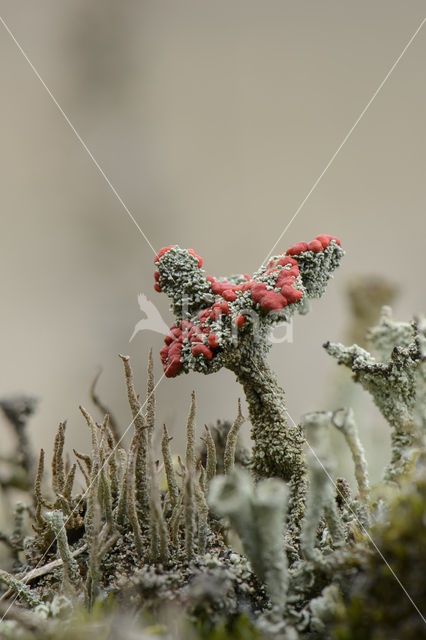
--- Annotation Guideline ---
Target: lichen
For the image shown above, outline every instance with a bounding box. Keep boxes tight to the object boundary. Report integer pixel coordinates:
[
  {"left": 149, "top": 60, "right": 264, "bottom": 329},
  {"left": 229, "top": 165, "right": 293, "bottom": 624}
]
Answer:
[
  {"left": 0, "top": 251, "right": 425, "bottom": 640},
  {"left": 324, "top": 308, "right": 425, "bottom": 480},
  {"left": 154, "top": 237, "right": 344, "bottom": 537}
]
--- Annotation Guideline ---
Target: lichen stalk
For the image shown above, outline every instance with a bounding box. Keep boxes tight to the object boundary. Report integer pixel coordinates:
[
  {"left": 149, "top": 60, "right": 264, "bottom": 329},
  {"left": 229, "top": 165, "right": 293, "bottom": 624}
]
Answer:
[
  {"left": 228, "top": 351, "right": 307, "bottom": 537},
  {"left": 185, "top": 391, "right": 196, "bottom": 473},
  {"left": 0, "top": 570, "right": 41, "bottom": 608},
  {"left": 193, "top": 475, "right": 209, "bottom": 554},
  {"left": 324, "top": 332, "right": 424, "bottom": 481},
  {"left": 300, "top": 412, "right": 345, "bottom": 562},
  {"left": 202, "top": 426, "right": 217, "bottom": 484},
  {"left": 45, "top": 510, "right": 82, "bottom": 592},
  {"left": 115, "top": 449, "right": 128, "bottom": 527},
  {"left": 119, "top": 354, "right": 150, "bottom": 519},
  {"left": 145, "top": 348, "right": 155, "bottom": 438},
  {"left": 51, "top": 422, "right": 66, "bottom": 495},
  {"left": 161, "top": 425, "right": 179, "bottom": 509},
  {"left": 332, "top": 408, "right": 369, "bottom": 501},
  {"left": 223, "top": 398, "right": 244, "bottom": 475},
  {"left": 209, "top": 470, "right": 289, "bottom": 615},
  {"left": 34, "top": 449, "right": 46, "bottom": 527},
  {"left": 126, "top": 440, "right": 144, "bottom": 557},
  {"left": 184, "top": 473, "right": 195, "bottom": 561}
]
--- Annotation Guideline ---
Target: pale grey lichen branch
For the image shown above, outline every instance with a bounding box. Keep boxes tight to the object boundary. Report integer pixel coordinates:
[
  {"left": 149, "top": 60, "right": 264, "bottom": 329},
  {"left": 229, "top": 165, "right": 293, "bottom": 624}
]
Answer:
[
  {"left": 300, "top": 412, "right": 345, "bottom": 563},
  {"left": 44, "top": 510, "right": 82, "bottom": 592},
  {"left": 324, "top": 310, "right": 425, "bottom": 480},
  {"left": 209, "top": 469, "right": 289, "bottom": 616},
  {"left": 331, "top": 408, "right": 369, "bottom": 502}
]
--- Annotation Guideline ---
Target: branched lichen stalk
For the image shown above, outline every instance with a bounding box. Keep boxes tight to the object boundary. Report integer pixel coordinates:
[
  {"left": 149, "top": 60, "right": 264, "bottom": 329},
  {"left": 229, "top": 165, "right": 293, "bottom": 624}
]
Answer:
[
  {"left": 73, "top": 449, "right": 92, "bottom": 475},
  {"left": 324, "top": 331, "right": 423, "bottom": 481},
  {"left": 0, "top": 570, "right": 41, "bottom": 608},
  {"left": 79, "top": 406, "right": 99, "bottom": 460},
  {"left": 154, "top": 239, "right": 343, "bottom": 545},
  {"left": 332, "top": 408, "right": 369, "bottom": 501}
]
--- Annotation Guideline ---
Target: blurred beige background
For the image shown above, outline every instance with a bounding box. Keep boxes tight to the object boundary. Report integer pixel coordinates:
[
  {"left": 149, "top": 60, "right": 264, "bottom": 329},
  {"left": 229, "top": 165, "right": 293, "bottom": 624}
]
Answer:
[{"left": 0, "top": 1, "right": 425, "bottom": 486}]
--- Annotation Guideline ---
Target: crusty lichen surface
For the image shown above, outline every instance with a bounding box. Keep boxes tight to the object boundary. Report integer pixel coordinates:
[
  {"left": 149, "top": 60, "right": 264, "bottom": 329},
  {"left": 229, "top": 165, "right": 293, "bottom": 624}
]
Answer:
[{"left": 154, "top": 237, "right": 344, "bottom": 536}]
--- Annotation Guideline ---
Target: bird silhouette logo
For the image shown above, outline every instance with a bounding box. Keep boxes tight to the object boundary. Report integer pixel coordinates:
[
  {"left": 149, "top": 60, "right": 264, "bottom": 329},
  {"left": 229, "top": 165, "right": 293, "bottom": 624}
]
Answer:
[{"left": 129, "top": 293, "right": 170, "bottom": 342}]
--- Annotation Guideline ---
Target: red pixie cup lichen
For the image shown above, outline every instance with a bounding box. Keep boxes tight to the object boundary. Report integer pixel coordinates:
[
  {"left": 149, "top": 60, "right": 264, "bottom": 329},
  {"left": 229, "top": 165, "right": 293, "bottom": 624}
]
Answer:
[{"left": 153, "top": 237, "right": 344, "bottom": 534}]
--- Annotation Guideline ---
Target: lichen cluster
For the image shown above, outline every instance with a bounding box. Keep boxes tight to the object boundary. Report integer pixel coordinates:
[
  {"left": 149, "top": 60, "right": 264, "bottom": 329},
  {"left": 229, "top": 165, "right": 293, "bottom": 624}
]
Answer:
[{"left": 0, "top": 240, "right": 425, "bottom": 640}]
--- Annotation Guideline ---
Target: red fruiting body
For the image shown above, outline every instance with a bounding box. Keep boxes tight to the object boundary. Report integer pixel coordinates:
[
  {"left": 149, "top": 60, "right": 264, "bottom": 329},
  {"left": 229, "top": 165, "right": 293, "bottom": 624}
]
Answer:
[
  {"left": 307, "top": 239, "right": 323, "bottom": 252},
  {"left": 154, "top": 245, "right": 175, "bottom": 263},
  {"left": 222, "top": 289, "right": 238, "bottom": 302},
  {"left": 191, "top": 344, "right": 213, "bottom": 359},
  {"left": 281, "top": 285, "right": 303, "bottom": 303},
  {"left": 277, "top": 256, "right": 298, "bottom": 268},
  {"left": 208, "top": 333, "right": 219, "bottom": 348},
  {"left": 156, "top": 236, "right": 341, "bottom": 376},
  {"left": 250, "top": 261, "right": 302, "bottom": 311},
  {"left": 286, "top": 235, "right": 341, "bottom": 256},
  {"left": 187, "top": 248, "right": 203, "bottom": 268},
  {"left": 286, "top": 241, "right": 309, "bottom": 255},
  {"left": 210, "top": 280, "right": 233, "bottom": 295}
]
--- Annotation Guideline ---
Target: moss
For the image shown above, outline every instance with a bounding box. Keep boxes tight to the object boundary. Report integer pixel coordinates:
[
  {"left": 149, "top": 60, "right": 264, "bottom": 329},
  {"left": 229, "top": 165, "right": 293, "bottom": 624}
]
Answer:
[{"left": 333, "top": 463, "right": 426, "bottom": 640}]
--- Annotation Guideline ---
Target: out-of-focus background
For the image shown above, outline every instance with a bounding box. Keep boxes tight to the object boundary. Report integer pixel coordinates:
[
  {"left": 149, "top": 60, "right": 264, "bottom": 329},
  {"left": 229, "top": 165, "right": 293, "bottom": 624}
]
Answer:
[{"left": 0, "top": 1, "right": 425, "bottom": 487}]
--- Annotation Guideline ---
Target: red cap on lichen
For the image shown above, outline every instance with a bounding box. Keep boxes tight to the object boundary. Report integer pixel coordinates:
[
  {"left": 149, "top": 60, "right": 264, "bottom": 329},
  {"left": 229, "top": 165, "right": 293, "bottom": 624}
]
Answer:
[
  {"left": 154, "top": 245, "right": 175, "bottom": 263},
  {"left": 155, "top": 237, "right": 343, "bottom": 378},
  {"left": 286, "top": 235, "right": 340, "bottom": 256},
  {"left": 187, "top": 248, "right": 203, "bottom": 268}
]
